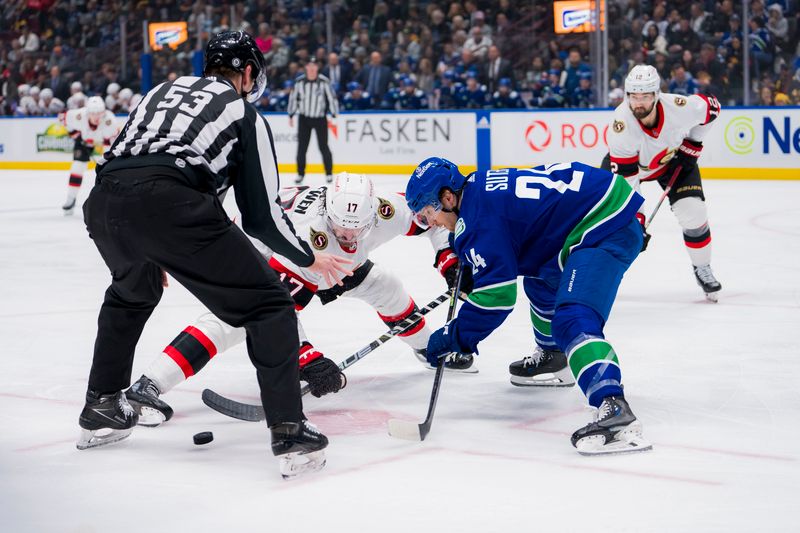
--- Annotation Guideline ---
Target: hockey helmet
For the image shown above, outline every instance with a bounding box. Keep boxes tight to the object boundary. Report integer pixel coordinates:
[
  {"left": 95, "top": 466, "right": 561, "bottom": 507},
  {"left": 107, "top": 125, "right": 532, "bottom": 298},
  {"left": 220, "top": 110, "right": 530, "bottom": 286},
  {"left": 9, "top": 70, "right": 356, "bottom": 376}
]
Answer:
[
  {"left": 204, "top": 30, "right": 267, "bottom": 104},
  {"left": 405, "top": 157, "right": 466, "bottom": 225},
  {"left": 107, "top": 82, "right": 121, "bottom": 96},
  {"left": 40, "top": 88, "right": 54, "bottom": 101},
  {"left": 325, "top": 172, "right": 377, "bottom": 246},
  {"left": 346, "top": 81, "right": 361, "bottom": 92},
  {"left": 30, "top": 86, "right": 40, "bottom": 97},
  {"left": 624, "top": 64, "right": 660, "bottom": 97},
  {"left": 119, "top": 88, "right": 134, "bottom": 102},
  {"left": 70, "top": 81, "right": 83, "bottom": 93},
  {"left": 87, "top": 96, "right": 105, "bottom": 114},
  {"left": 18, "top": 84, "right": 30, "bottom": 96}
]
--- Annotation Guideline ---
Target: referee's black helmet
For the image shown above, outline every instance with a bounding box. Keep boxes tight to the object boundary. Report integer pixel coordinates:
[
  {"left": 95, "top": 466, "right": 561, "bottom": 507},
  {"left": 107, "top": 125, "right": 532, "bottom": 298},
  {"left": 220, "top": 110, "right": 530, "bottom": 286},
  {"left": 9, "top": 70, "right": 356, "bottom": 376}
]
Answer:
[{"left": 204, "top": 30, "right": 267, "bottom": 103}]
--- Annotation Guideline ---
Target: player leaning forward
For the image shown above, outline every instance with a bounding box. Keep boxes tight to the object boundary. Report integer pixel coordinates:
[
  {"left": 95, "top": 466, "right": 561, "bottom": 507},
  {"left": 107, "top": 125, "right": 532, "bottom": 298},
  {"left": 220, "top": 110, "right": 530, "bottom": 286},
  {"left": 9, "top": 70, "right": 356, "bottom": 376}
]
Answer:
[
  {"left": 602, "top": 64, "right": 722, "bottom": 301},
  {"left": 76, "top": 31, "right": 351, "bottom": 477},
  {"left": 61, "top": 96, "right": 120, "bottom": 214},
  {"left": 406, "top": 158, "right": 652, "bottom": 454},
  {"left": 124, "top": 173, "right": 475, "bottom": 426}
]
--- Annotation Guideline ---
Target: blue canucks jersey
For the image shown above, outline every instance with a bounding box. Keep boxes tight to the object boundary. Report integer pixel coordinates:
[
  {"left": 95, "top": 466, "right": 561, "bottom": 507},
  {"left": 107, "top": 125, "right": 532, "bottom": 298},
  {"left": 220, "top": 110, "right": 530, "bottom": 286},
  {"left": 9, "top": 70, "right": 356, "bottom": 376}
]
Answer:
[
  {"left": 342, "top": 91, "right": 372, "bottom": 111},
  {"left": 451, "top": 162, "right": 643, "bottom": 352}
]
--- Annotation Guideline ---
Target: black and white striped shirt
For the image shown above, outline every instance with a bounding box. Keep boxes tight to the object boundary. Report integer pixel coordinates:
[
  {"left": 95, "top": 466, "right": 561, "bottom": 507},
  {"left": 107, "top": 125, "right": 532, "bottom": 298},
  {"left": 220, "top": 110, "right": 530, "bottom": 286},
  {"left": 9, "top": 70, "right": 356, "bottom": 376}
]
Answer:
[
  {"left": 99, "top": 75, "right": 314, "bottom": 267},
  {"left": 287, "top": 74, "right": 339, "bottom": 119}
]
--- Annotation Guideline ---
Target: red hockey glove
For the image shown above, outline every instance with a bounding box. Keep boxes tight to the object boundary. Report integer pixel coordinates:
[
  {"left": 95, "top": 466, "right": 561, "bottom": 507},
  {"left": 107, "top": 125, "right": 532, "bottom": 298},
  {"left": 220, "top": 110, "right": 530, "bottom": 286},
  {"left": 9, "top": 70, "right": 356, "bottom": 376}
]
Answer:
[
  {"left": 434, "top": 248, "right": 474, "bottom": 294},
  {"left": 635, "top": 212, "right": 651, "bottom": 252}
]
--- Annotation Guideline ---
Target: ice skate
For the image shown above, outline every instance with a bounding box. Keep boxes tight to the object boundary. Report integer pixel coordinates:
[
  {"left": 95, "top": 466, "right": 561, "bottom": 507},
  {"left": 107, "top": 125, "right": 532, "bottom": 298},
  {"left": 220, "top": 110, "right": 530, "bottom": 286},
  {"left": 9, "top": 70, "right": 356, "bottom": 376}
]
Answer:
[
  {"left": 415, "top": 349, "right": 478, "bottom": 374},
  {"left": 295, "top": 174, "right": 305, "bottom": 184},
  {"left": 76, "top": 390, "right": 138, "bottom": 450},
  {"left": 571, "top": 395, "right": 652, "bottom": 456},
  {"left": 326, "top": 174, "right": 333, "bottom": 183},
  {"left": 62, "top": 197, "right": 76, "bottom": 215},
  {"left": 693, "top": 264, "right": 721, "bottom": 302},
  {"left": 271, "top": 420, "right": 329, "bottom": 480},
  {"left": 125, "top": 375, "right": 174, "bottom": 427},
  {"left": 509, "top": 347, "right": 575, "bottom": 387}
]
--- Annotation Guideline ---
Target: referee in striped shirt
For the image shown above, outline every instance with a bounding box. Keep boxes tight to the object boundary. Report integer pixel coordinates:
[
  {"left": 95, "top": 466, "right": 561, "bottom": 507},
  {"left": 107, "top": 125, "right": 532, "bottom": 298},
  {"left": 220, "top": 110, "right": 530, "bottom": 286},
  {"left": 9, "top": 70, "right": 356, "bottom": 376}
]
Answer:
[
  {"left": 288, "top": 58, "right": 339, "bottom": 183},
  {"left": 76, "top": 31, "right": 350, "bottom": 462}
]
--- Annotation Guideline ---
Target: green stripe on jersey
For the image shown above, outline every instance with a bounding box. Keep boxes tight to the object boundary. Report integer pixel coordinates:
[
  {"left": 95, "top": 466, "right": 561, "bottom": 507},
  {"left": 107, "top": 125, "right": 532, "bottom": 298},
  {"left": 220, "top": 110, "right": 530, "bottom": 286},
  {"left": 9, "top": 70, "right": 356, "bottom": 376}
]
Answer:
[
  {"left": 559, "top": 175, "right": 636, "bottom": 269},
  {"left": 529, "top": 307, "right": 552, "bottom": 336},
  {"left": 466, "top": 280, "right": 517, "bottom": 310},
  {"left": 568, "top": 339, "right": 620, "bottom": 378}
]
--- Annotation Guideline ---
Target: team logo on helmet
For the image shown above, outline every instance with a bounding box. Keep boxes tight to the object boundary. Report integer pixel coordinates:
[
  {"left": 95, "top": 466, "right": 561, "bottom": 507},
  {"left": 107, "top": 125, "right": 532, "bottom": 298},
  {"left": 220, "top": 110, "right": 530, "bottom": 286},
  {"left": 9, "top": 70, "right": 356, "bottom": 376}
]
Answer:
[
  {"left": 377, "top": 198, "right": 395, "bottom": 220},
  {"left": 415, "top": 161, "right": 435, "bottom": 177},
  {"left": 674, "top": 96, "right": 687, "bottom": 106},
  {"left": 310, "top": 229, "right": 328, "bottom": 250},
  {"left": 613, "top": 120, "right": 626, "bottom": 133}
]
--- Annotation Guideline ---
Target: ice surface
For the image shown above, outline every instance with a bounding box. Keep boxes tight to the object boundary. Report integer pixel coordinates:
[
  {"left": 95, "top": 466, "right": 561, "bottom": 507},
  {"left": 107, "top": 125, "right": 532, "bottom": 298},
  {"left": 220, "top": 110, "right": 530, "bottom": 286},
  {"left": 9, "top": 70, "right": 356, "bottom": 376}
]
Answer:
[{"left": 1, "top": 170, "right": 799, "bottom": 532}]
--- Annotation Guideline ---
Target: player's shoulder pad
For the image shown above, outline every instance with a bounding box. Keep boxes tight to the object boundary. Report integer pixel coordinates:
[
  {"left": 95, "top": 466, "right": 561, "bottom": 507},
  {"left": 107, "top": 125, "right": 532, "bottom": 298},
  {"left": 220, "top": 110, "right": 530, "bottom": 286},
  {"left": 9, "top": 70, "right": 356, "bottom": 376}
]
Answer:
[
  {"left": 688, "top": 93, "right": 721, "bottom": 125},
  {"left": 375, "top": 196, "right": 396, "bottom": 220}
]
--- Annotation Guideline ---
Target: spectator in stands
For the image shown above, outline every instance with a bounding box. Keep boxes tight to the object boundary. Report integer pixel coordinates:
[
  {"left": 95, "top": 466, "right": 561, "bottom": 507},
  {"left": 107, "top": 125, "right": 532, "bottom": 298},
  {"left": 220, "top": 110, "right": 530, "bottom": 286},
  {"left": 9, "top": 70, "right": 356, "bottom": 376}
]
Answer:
[
  {"left": 18, "top": 23, "right": 40, "bottom": 53},
  {"left": 669, "top": 64, "right": 699, "bottom": 95},
  {"left": 256, "top": 23, "right": 273, "bottom": 53},
  {"left": 571, "top": 71, "right": 595, "bottom": 108},
  {"left": 561, "top": 48, "right": 591, "bottom": 98},
  {"left": 538, "top": 69, "right": 566, "bottom": 108},
  {"left": 690, "top": 2, "right": 714, "bottom": 40},
  {"left": 642, "top": 23, "right": 668, "bottom": 58},
  {"left": 748, "top": 16, "right": 773, "bottom": 81},
  {"left": 668, "top": 17, "right": 701, "bottom": 56},
  {"left": 758, "top": 84, "right": 774, "bottom": 105},
  {"left": 463, "top": 26, "right": 492, "bottom": 61},
  {"left": 416, "top": 57, "right": 436, "bottom": 95},
  {"left": 357, "top": 51, "right": 391, "bottom": 106},
  {"left": 45, "top": 65, "right": 70, "bottom": 102},
  {"left": 766, "top": 4, "right": 789, "bottom": 53}
]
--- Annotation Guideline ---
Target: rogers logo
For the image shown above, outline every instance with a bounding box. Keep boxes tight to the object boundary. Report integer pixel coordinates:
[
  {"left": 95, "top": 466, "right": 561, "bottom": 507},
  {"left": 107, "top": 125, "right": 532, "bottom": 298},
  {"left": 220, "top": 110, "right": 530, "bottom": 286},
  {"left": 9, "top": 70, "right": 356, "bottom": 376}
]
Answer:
[{"left": 525, "top": 120, "right": 552, "bottom": 152}]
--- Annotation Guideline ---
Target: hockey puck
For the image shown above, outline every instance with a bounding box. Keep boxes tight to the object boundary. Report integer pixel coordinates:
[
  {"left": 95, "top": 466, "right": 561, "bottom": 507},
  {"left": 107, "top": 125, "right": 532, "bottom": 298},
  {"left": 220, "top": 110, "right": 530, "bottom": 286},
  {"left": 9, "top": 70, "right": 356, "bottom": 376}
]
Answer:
[{"left": 193, "top": 431, "right": 214, "bottom": 445}]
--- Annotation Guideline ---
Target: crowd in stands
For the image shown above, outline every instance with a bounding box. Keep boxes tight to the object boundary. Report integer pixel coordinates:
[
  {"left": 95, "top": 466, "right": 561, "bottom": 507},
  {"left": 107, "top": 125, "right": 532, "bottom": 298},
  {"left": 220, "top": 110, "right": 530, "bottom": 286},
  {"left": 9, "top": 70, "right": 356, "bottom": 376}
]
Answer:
[{"left": 1, "top": 0, "right": 799, "bottom": 117}]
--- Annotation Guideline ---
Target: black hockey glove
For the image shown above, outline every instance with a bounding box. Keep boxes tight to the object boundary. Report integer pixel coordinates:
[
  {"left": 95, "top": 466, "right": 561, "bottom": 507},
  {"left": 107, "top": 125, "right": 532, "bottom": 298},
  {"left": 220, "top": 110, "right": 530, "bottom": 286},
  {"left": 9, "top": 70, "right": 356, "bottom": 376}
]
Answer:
[
  {"left": 72, "top": 135, "right": 94, "bottom": 162},
  {"left": 635, "top": 213, "right": 651, "bottom": 252},
  {"left": 434, "top": 248, "right": 474, "bottom": 295},
  {"left": 299, "top": 357, "right": 347, "bottom": 398},
  {"left": 668, "top": 138, "right": 702, "bottom": 180}
]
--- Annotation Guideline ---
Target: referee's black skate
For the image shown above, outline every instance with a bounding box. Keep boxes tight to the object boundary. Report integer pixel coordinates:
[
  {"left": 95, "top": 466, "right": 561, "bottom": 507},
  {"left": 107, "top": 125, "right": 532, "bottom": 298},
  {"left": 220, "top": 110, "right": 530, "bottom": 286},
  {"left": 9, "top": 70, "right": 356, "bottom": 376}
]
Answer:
[
  {"left": 509, "top": 347, "right": 575, "bottom": 387},
  {"left": 270, "top": 419, "right": 329, "bottom": 479},
  {"left": 693, "top": 264, "right": 721, "bottom": 302},
  {"left": 571, "top": 395, "right": 651, "bottom": 455},
  {"left": 414, "top": 349, "right": 478, "bottom": 373},
  {"left": 125, "top": 375, "right": 174, "bottom": 427},
  {"left": 76, "top": 390, "right": 138, "bottom": 450}
]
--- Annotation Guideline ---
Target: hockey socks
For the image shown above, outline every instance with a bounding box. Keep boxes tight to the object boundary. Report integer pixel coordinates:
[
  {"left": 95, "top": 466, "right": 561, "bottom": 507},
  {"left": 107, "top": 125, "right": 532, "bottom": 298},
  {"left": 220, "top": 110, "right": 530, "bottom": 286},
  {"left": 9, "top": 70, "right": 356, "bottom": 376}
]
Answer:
[
  {"left": 145, "top": 326, "right": 219, "bottom": 394},
  {"left": 566, "top": 337, "right": 623, "bottom": 408}
]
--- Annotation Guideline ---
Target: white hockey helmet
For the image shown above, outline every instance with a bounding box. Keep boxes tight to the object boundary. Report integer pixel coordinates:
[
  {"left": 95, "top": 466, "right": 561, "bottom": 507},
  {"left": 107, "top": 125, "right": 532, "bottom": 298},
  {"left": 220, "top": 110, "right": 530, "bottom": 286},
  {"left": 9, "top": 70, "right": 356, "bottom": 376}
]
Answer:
[
  {"left": 71, "top": 81, "right": 83, "bottom": 93},
  {"left": 119, "top": 88, "right": 133, "bottom": 102},
  {"left": 107, "top": 82, "right": 121, "bottom": 96},
  {"left": 18, "top": 84, "right": 30, "bottom": 96},
  {"left": 325, "top": 172, "right": 377, "bottom": 246},
  {"left": 40, "top": 88, "right": 54, "bottom": 101},
  {"left": 30, "top": 85, "right": 41, "bottom": 97},
  {"left": 87, "top": 96, "right": 106, "bottom": 114},
  {"left": 624, "top": 64, "right": 661, "bottom": 97}
]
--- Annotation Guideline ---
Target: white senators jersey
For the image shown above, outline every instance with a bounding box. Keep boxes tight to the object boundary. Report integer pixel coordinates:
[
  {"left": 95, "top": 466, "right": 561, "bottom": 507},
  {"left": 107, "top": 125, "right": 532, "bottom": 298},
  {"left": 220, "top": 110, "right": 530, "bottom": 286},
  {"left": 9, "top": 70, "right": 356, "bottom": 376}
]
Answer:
[
  {"left": 608, "top": 93, "right": 721, "bottom": 182},
  {"left": 64, "top": 108, "right": 120, "bottom": 147},
  {"left": 245, "top": 186, "right": 449, "bottom": 291}
]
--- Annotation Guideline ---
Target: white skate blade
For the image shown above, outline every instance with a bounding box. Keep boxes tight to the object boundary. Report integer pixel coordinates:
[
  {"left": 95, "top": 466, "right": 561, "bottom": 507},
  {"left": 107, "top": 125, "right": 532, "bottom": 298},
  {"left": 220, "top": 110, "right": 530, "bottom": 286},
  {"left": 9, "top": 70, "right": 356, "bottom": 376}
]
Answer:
[
  {"left": 510, "top": 367, "right": 575, "bottom": 387},
  {"left": 279, "top": 450, "right": 326, "bottom": 480},
  {"left": 136, "top": 407, "right": 166, "bottom": 427},
  {"left": 575, "top": 422, "right": 652, "bottom": 456},
  {"left": 76, "top": 427, "right": 133, "bottom": 450},
  {"left": 387, "top": 419, "right": 423, "bottom": 441}
]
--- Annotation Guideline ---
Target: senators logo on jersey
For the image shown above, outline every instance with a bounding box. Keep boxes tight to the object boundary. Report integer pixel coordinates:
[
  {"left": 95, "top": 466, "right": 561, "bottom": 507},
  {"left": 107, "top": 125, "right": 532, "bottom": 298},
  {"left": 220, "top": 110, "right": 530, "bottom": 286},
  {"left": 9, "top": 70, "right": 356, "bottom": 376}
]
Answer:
[
  {"left": 674, "top": 96, "right": 687, "bottom": 107},
  {"left": 377, "top": 198, "right": 395, "bottom": 220},
  {"left": 310, "top": 229, "right": 328, "bottom": 250},
  {"left": 612, "top": 120, "right": 625, "bottom": 133}
]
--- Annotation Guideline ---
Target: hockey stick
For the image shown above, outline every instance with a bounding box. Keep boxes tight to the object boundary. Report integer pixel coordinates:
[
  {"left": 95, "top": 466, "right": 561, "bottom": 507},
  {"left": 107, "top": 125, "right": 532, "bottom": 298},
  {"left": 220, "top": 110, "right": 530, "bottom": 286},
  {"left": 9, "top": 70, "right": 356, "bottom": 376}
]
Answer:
[
  {"left": 643, "top": 165, "right": 681, "bottom": 230},
  {"left": 387, "top": 265, "right": 464, "bottom": 441},
  {"left": 202, "top": 291, "right": 451, "bottom": 422}
]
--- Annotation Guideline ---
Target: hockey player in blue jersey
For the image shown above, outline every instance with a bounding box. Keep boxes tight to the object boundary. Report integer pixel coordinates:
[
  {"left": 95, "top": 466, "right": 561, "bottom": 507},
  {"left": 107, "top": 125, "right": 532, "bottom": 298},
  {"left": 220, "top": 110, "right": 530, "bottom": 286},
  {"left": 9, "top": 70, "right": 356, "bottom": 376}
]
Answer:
[
  {"left": 341, "top": 81, "right": 372, "bottom": 111},
  {"left": 405, "top": 158, "right": 652, "bottom": 455}
]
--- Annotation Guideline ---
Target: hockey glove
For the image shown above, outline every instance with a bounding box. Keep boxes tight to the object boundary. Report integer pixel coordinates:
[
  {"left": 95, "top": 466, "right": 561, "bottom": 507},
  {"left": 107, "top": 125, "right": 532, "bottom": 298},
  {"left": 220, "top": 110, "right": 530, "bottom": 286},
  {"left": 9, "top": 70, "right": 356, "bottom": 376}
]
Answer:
[
  {"left": 299, "top": 356, "right": 347, "bottom": 398},
  {"left": 668, "top": 138, "right": 702, "bottom": 180},
  {"left": 636, "top": 213, "right": 651, "bottom": 252},
  {"left": 434, "top": 248, "right": 474, "bottom": 294},
  {"left": 426, "top": 320, "right": 470, "bottom": 365}
]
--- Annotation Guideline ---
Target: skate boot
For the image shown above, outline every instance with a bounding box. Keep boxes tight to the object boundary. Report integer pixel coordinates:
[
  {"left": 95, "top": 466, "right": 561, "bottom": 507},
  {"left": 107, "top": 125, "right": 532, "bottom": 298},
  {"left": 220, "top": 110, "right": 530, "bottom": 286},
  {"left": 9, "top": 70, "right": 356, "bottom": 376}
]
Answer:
[
  {"left": 571, "top": 395, "right": 652, "bottom": 456},
  {"left": 326, "top": 174, "right": 334, "bottom": 183},
  {"left": 62, "top": 197, "right": 76, "bottom": 215},
  {"left": 125, "top": 375, "right": 174, "bottom": 427},
  {"left": 693, "top": 265, "right": 721, "bottom": 302},
  {"left": 295, "top": 174, "right": 305, "bottom": 184},
  {"left": 76, "top": 390, "right": 138, "bottom": 450},
  {"left": 271, "top": 419, "right": 329, "bottom": 479},
  {"left": 414, "top": 348, "right": 478, "bottom": 374},
  {"left": 509, "top": 347, "right": 575, "bottom": 387}
]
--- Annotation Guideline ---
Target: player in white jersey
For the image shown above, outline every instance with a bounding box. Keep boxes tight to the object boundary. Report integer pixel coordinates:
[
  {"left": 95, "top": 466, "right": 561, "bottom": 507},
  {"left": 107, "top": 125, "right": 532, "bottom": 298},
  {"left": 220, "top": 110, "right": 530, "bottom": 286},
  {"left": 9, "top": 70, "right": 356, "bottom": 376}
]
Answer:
[
  {"left": 66, "top": 81, "right": 87, "bottom": 110},
  {"left": 60, "top": 96, "right": 120, "bottom": 214},
  {"left": 601, "top": 65, "right": 722, "bottom": 301},
  {"left": 38, "top": 88, "right": 65, "bottom": 114},
  {"left": 124, "top": 172, "right": 475, "bottom": 426}
]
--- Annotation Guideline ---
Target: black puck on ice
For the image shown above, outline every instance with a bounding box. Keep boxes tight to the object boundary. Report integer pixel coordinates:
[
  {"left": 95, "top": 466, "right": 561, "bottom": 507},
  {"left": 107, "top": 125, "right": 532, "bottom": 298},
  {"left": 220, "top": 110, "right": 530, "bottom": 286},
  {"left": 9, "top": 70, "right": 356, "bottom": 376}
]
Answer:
[{"left": 193, "top": 431, "right": 214, "bottom": 445}]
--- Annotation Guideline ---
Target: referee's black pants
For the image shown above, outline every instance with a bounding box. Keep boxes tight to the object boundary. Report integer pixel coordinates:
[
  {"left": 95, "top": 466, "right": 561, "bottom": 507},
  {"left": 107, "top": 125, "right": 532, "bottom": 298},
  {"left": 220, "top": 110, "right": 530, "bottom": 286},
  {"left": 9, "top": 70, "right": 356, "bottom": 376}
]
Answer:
[
  {"left": 83, "top": 166, "right": 303, "bottom": 426},
  {"left": 296, "top": 115, "right": 333, "bottom": 177}
]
